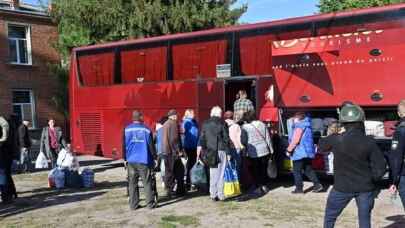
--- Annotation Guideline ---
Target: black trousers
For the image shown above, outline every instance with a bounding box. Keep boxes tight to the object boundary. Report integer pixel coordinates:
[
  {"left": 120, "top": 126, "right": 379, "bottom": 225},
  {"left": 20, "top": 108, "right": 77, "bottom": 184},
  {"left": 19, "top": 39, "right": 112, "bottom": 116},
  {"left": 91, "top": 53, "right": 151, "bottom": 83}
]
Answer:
[
  {"left": 49, "top": 148, "right": 58, "bottom": 169},
  {"left": 127, "top": 163, "right": 155, "bottom": 209},
  {"left": 163, "top": 155, "right": 185, "bottom": 195},
  {"left": 185, "top": 148, "right": 197, "bottom": 186},
  {"left": 248, "top": 155, "right": 269, "bottom": 187},
  {"left": 292, "top": 158, "right": 320, "bottom": 190}
]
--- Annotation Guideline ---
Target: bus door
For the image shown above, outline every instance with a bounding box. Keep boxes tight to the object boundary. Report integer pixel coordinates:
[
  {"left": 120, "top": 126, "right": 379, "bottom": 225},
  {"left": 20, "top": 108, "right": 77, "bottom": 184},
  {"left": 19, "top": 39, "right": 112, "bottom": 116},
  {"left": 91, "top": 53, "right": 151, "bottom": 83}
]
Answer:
[
  {"left": 256, "top": 76, "right": 279, "bottom": 123},
  {"left": 197, "top": 79, "right": 225, "bottom": 122},
  {"left": 224, "top": 76, "right": 256, "bottom": 112}
]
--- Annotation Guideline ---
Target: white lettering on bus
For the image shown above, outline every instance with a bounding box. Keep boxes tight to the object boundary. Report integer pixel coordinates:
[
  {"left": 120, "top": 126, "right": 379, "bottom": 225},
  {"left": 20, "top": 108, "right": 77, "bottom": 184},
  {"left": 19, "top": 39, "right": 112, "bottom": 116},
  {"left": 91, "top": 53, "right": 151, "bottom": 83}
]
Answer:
[{"left": 272, "top": 29, "right": 383, "bottom": 49}]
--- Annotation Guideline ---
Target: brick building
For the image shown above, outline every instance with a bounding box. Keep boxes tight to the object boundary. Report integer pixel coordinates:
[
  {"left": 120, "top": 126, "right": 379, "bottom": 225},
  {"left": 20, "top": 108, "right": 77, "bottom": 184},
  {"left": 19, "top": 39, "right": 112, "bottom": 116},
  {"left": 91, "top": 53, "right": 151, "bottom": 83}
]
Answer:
[{"left": 0, "top": 0, "right": 63, "bottom": 130}]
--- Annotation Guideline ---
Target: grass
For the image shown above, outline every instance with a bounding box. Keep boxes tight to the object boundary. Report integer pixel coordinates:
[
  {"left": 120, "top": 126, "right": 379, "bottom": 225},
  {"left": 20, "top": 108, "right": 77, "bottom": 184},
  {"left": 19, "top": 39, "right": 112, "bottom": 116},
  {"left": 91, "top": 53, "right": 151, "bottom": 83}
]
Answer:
[
  {"left": 3, "top": 167, "right": 368, "bottom": 228},
  {"left": 158, "top": 222, "right": 177, "bottom": 228},
  {"left": 13, "top": 172, "right": 48, "bottom": 183},
  {"left": 160, "top": 215, "right": 200, "bottom": 227}
]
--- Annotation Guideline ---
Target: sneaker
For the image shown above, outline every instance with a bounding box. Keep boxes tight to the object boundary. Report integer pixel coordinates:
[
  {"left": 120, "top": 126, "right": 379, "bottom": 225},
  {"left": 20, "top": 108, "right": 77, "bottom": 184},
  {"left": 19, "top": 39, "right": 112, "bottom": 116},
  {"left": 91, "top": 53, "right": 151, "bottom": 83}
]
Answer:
[
  {"left": 261, "top": 185, "right": 270, "bottom": 194},
  {"left": 291, "top": 189, "right": 304, "bottom": 194},
  {"left": 147, "top": 202, "right": 158, "bottom": 210},
  {"left": 312, "top": 184, "right": 323, "bottom": 193},
  {"left": 130, "top": 205, "right": 142, "bottom": 211},
  {"left": 211, "top": 197, "right": 219, "bottom": 202}
]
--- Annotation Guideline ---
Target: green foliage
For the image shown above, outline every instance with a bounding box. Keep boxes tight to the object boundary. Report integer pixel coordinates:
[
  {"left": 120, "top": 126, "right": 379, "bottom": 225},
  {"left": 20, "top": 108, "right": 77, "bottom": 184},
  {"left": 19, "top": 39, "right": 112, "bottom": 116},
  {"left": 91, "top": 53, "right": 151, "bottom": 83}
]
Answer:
[
  {"left": 160, "top": 215, "right": 200, "bottom": 227},
  {"left": 51, "top": 0, "right": 247, "bottom": 60},
  {"left": 318, "top": 0, "right": 405, "bottom": 13},
  {"left": 48, "top": 64, "right": 69, "bottom": 118}
]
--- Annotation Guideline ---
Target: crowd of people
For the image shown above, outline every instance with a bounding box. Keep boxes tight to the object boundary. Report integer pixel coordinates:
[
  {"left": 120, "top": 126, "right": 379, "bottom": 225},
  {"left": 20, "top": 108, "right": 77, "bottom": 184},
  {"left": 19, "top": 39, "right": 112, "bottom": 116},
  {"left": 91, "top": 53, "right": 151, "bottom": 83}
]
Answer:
[
  {"left": 122, "top": 93, "right": 405, "bottom": 228},
  {"left": 123, "top": 90, "right": 323, "bottom": 206},
  {"left": 0, "top": 117, "right": 66, "bottom": 203},
  {"left": 122, "top": 90, "right": 278, "bottom": 209},
  {"left": 3, "top": 93, "right": 405, "bottom": 228}
]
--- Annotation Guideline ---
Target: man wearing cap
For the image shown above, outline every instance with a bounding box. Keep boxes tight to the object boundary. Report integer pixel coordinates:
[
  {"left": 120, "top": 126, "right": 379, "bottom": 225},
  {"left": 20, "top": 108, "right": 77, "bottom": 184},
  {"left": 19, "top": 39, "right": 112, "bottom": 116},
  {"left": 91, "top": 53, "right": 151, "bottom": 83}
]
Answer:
[
  {"left": 162, "top": 109, "right": 184, "bottom": 197},
  {"left": 388, "top": 100, "right": 405, "bottom": 209},
  {"left": 319, "top": 104, "right": 386, "bottom": 228},
  {"left": 123, "top": 110, "right": 157, "bottom": 210}
]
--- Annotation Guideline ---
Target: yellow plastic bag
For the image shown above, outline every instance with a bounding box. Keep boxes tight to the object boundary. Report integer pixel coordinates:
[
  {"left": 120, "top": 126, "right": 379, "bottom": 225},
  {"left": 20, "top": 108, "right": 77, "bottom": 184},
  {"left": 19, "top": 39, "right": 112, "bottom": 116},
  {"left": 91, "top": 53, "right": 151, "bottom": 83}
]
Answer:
[
  {"left": 283, "top": 159, "right": 293, "bottom": 171},
  {"left": 224, "top": 181, "right": 241, "bottom": 198}
]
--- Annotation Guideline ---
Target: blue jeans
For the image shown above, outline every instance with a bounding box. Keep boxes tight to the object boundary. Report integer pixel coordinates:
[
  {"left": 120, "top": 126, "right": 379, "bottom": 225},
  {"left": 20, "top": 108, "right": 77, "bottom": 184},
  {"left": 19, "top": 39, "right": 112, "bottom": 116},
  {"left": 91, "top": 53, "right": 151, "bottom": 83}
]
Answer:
[
  {"left": 324, "top": 188, "right": 375, "bottom": 228},
  {"left": 398, "top": 176, "right": 405, "bottom": 209},
  {"left": 292, "top": 158, "right": 320, "bottom": 190}
]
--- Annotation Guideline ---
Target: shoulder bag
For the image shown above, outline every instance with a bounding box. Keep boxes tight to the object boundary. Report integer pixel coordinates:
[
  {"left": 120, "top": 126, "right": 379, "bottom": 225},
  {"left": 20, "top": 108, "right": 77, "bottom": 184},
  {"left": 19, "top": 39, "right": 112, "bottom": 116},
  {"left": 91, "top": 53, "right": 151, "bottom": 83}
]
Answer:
[{"left": 250, "top": 123, "right": 278, "bottom": 179}]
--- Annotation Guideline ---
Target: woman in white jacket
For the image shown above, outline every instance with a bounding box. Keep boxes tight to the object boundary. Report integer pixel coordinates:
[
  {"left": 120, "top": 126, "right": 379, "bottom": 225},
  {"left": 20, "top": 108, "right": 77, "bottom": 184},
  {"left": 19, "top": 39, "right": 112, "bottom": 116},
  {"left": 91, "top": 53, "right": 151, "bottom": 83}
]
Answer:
[{"left": 242, "top": 111, "right": 274, "bottom": 194}]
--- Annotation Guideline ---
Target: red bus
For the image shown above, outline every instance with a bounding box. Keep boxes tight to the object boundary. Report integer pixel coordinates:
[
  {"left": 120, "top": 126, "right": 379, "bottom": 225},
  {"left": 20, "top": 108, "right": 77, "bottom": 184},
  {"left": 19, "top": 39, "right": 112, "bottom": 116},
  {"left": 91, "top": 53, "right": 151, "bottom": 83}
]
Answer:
[{"left": 70, "top": 3, "right": 405, "bottom": 173}]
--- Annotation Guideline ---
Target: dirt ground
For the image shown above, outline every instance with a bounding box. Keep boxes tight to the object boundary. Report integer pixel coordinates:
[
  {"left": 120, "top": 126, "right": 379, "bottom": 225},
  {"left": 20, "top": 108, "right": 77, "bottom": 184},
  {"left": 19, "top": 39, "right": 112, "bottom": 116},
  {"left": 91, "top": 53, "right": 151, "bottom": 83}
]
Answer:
[{"left": 1, "top": 156, "right": 404, "bottom": 228}]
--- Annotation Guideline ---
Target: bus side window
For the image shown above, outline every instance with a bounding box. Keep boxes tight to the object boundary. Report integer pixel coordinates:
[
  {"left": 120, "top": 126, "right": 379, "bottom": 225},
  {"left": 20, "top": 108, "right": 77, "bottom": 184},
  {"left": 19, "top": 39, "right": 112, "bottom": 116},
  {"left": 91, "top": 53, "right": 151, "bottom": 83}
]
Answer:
[{"left": 78, "top": 52, "right": 115, "bottom": 87}]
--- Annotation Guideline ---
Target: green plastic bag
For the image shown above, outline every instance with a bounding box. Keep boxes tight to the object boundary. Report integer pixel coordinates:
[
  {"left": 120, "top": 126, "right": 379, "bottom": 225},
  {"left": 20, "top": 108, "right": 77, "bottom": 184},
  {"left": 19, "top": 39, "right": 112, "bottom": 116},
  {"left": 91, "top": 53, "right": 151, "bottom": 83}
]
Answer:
[{"left": 191, "top": 160, "right": 207, "bottom": 186}]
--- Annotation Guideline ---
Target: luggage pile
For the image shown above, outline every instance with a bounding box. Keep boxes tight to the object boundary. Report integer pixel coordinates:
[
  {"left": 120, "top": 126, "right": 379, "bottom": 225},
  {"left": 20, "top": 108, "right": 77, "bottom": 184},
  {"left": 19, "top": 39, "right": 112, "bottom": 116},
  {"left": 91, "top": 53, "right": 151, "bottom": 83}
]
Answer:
[
  {"left": 48, "top": 167, "right": 95, "bottom": 189},
  {"left": 48, "top": 148, "right": 95, "bottom": 189}
]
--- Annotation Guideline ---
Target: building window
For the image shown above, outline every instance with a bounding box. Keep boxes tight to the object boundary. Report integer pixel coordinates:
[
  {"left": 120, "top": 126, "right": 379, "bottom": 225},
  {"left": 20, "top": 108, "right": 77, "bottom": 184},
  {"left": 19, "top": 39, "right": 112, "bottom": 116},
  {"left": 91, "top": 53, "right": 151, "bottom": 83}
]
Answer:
[
  {"left": 12, "top": 90, "right": 36, "bottom": 128},
  {"left": 8, "top": 24, "right": 32, "bottom": 65}
]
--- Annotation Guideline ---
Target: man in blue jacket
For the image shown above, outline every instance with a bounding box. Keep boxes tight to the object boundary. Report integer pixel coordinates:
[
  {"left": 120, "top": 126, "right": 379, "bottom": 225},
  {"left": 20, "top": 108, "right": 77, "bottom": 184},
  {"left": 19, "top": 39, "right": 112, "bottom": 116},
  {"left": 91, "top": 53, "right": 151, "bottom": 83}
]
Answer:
[{"left": 123, "top": 110, "right": 157, "bottom": 210}]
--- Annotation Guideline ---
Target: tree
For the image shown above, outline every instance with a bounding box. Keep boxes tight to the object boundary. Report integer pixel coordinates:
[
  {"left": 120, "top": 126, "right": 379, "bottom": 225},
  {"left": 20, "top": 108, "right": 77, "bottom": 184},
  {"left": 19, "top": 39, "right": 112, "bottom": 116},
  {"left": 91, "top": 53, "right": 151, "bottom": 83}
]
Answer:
[
  {"left": 51, "top": 0, "right": 247, "bottom": 60},
  {"left": 318, "top": 0, "right": 405, "bottom": 13},
  {"left": 49, "top": 0, "right": 246, "bottom": 119},
  {"left": 49, "top": 64, "right": 69, "bottom": 118}
]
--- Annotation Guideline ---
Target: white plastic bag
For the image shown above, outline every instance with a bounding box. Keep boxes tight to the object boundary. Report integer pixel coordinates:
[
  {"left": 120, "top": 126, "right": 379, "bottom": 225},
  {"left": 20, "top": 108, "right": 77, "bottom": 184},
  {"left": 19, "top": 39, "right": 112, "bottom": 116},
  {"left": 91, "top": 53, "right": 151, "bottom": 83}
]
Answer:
[
  {"left": 324, "top": 152, "right": 334, "bottom": 174},
  {"left": 57, "top": 148, "right": 80, "bottom": 170},
  {"left": 57, "top": 148, "right": 68, "bottom": 167},
  {"left": 35, "top": 152, "right": 49, "bottom": 169},
  {"left": 365, "top": 120, "right": 385, "bottom": 137}
]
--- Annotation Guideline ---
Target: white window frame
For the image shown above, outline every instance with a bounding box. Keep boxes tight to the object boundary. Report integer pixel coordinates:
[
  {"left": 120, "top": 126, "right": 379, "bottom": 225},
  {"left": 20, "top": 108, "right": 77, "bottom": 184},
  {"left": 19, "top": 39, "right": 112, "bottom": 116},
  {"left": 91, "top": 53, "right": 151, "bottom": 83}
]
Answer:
[
  {"left": 6, "top": 22, "right": 33, "bottom": 65},
  {"left": 12, "top": 89, "right": 37, "bottom": 129}
]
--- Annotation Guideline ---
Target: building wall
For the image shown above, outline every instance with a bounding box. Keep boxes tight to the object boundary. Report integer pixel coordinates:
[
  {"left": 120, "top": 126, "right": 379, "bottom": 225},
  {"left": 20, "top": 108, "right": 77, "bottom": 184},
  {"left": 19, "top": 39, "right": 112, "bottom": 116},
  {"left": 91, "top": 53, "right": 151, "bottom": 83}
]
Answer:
[{"left": 0, "top": 11, "right": 64, "bottom": 131}]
